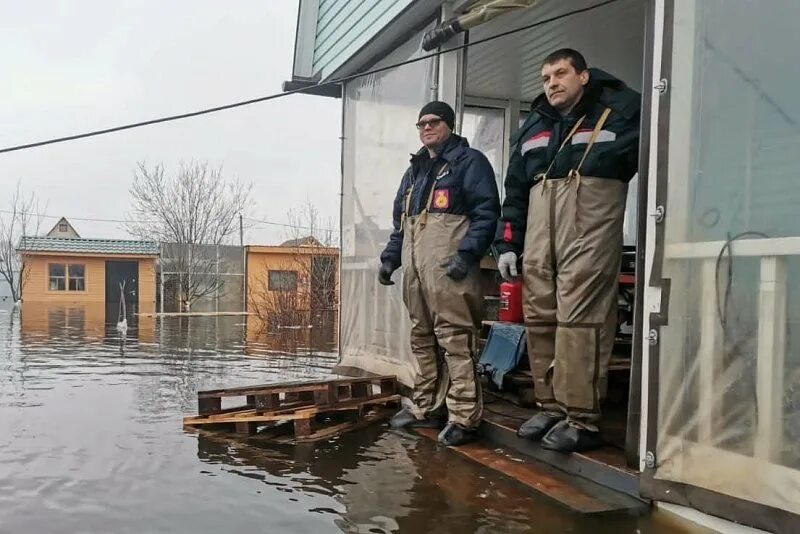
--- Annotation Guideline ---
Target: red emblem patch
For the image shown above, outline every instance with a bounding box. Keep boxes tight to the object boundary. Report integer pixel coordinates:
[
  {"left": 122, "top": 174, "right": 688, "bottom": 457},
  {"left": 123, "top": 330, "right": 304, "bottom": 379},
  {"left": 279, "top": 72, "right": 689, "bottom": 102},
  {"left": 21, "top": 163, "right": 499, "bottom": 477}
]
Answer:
[{"left": 433, "top": 189, "right": 450, "bottom": 209}]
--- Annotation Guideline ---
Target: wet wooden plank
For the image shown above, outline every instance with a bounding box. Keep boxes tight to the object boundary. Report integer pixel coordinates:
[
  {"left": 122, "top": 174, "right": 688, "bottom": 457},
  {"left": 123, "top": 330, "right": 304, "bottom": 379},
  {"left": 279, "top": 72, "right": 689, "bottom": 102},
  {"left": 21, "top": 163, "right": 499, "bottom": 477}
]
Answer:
[
  {"left": 288, "top": 407, "right": 395, "bottom": 444},
  {"left": 293, "top": 416, "right": 312, "bottom": 438},
  {"left": 183, "top": 395, "right": 400, "bottom": 426},
  {"left": 415, "top": 428, "right": 638, "bottom": 515},
  {"left": 199, "top": 383, "right": 329, "bottom": 399},
  {"left": 183, "top": 407, "right": 317, "bottom": 425},
  {"left": 197, "top": 375, "right": 396, "bottom": 398},
  {"left": 194, "top": 405, "right": 253, "bottom": 418},
  {"left": 482, "top": 395, "right": 634, "bottom": 474},
  {"left": 296, "top": 421, "right": 354, "bottom": 442}
]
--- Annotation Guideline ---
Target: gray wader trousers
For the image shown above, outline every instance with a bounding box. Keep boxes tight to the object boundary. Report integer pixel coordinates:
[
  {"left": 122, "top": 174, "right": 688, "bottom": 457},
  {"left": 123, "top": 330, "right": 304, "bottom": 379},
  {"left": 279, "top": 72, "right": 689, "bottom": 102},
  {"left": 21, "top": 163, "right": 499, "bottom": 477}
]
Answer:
[
  {"left": 522, "top": 175, "right": 627, "bottom": 424},
  {"left": 402, "top": 212, "right": 484, "bottom": 429}
]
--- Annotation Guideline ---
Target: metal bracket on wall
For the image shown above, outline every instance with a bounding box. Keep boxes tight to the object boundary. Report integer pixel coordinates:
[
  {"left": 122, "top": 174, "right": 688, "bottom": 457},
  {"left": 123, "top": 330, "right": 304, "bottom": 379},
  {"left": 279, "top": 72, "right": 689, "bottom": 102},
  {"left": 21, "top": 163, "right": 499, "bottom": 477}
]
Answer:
[
  {"left": 654, "top": 78, "right": 669, "bottom": 94},
  {"left": 650, "top": 205, "right": 665, "bottom": 224},
  {"left": 648, "top": 329, "right": 659, "bottom": 346}
]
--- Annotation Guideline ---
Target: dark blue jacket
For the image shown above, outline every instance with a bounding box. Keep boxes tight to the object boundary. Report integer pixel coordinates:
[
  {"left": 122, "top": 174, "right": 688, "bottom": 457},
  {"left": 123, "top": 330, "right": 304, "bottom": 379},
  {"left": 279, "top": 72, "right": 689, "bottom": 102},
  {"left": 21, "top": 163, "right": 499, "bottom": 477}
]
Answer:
[
  {"left": 380, "top": 134, "right": 500, "bottom": 269},
  {"left": 494, "top": 68, "right": 641, "bottom": 255}
]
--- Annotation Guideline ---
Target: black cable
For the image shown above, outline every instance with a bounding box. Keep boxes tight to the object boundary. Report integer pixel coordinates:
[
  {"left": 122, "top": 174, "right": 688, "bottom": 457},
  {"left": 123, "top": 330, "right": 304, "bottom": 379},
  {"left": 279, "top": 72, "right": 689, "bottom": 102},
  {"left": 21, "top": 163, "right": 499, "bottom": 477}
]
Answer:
[
  {"left": 0, "top": 208, "right": 327, "bottom": 232},
  {"left": 714, "top": 231, "right": 769, "bottom": 332},
  {"left": 713, "top": 230, "right": 769, "bottom": 428},
  {"left": 0, "top": 0, "right": 620, "bottom": 155}
]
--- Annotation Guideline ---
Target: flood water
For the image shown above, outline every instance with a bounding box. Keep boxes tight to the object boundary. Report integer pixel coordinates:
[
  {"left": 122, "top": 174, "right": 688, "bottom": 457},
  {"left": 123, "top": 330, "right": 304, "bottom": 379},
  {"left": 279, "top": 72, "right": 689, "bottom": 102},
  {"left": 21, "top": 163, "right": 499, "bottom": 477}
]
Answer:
[{"left": 0, "top": 306, "right": 702, "bottom": 533}]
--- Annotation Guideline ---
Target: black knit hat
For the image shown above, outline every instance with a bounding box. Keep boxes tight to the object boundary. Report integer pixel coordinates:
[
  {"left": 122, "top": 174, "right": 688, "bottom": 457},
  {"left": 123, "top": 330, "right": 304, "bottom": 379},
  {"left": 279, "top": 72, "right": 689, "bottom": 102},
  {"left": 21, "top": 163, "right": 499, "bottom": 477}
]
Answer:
[{"left": 418, "top": 101, "right": 455, "bottom": 130}]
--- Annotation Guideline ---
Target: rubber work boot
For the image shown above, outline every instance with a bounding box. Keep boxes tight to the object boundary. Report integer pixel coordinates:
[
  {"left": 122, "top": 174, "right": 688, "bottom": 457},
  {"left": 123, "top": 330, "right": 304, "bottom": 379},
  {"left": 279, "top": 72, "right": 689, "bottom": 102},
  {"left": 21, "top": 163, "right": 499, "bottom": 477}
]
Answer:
[
  {"left": 389, "top": 407, "right": 443, "bottom": 429},
  {"left": 437, "top": 423, "right": 478, "bottom": 447},
  {"left": 540, "top": 420, "right": 604, "bottom": 453},
  {"left": 516, "top": 412, "right": 564, "bottom": 441}
]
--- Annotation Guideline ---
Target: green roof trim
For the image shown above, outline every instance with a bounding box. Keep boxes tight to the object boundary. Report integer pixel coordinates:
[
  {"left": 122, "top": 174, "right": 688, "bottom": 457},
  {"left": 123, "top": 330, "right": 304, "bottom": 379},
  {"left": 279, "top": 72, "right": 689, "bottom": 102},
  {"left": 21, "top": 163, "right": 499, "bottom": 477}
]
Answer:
[{"left": 17, "top": 236, "right": 159, "bottom": 256}]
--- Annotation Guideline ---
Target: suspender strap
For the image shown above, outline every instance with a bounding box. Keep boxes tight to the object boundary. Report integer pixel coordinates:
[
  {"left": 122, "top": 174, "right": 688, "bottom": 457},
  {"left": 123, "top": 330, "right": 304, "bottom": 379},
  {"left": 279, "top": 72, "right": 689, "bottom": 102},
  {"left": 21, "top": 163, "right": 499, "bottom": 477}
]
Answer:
[
  {"left": 571, "top": 107, "right": 612, "bottom": 179},
  {"left": 537, "top": 115, "right": 586, "bottom": 193},
  {"left": 401, "top": 183, "right": 414, "bottom": 226}
]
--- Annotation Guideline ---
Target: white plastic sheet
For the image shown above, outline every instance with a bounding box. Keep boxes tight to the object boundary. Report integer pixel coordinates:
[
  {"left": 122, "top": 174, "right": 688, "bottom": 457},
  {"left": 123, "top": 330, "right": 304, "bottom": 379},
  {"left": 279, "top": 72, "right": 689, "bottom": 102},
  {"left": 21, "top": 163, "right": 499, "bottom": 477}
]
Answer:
[
  {"left": 336, "top": 23, "right": 438, "bottom": 388},
  {"left": 654, "top": 0, "right": 800, "bottom": 516}
]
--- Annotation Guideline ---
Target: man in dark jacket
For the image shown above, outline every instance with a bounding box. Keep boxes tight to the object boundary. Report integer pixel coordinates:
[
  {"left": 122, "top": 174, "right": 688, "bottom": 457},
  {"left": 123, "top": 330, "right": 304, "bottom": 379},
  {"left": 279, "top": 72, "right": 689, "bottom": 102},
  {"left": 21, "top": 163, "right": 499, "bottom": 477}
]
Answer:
[
  {"left": 379, "top": 101, "right": 500, "bottom": 447},
  {"left": 494, "top": 49, "right": 640, "bottom": 452}
]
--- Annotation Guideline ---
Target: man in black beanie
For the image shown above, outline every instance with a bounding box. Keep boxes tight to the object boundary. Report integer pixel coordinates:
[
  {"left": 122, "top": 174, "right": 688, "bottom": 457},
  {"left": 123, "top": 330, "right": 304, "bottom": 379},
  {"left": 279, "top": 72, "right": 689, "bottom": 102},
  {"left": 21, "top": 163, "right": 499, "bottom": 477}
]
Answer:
[{"left": 378, "top": 100, "right": 500, "bottom": 446}]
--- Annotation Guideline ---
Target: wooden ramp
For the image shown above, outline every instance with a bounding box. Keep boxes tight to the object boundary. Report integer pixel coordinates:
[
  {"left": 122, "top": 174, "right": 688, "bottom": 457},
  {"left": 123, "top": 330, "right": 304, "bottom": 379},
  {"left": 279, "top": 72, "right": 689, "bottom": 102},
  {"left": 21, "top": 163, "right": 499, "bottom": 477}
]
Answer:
[
  {"left": 480, "top": 395, "right": 642, "bottom": 500},
  {"left": 183, "top": 375, "right": 400, "bottom": 442},
  {"left": 415, "top": 428, "right": 647, "bottom": 515}
]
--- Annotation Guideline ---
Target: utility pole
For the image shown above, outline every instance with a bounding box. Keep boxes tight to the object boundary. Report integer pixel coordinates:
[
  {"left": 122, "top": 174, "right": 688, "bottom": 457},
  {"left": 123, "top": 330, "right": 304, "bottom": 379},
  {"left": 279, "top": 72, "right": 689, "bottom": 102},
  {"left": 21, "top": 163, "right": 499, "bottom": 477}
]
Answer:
[{"left": 239, "top": 213, "right": 245, "bottom": 314}]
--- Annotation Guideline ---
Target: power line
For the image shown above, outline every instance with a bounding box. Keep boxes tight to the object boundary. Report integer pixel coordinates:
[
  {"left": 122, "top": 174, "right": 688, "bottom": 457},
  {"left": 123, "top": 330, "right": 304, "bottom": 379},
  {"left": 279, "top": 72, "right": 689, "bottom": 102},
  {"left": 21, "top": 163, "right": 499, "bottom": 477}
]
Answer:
[
  {"left": 0, "top": 208, "right": 332, "bottom": 232},
  {"left": 0, "top": 0, "right": 619, "bottom": 155},
  {"left": 0, "top": 208, "right": 151, "bottom": 224},
  {"left": 243, "top": 216, "right": 335, "bottom": 231}
]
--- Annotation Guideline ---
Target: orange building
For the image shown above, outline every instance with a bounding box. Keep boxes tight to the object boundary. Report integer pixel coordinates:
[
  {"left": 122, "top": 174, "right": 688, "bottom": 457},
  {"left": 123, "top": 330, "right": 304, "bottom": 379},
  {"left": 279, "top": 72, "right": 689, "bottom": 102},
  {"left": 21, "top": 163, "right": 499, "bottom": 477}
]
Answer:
[
  {"left": 245, "top": 238, "right": 338, "bottom": 336},
  {"left": 17, "top": 236, "right": 159, "bottom": 315}
]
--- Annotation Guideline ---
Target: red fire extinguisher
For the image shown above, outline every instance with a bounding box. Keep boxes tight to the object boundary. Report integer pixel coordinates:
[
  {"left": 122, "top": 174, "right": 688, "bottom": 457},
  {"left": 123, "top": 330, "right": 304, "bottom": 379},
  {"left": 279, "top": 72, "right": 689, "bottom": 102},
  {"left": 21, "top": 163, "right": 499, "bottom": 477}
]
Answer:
[{"left": 498, "top": 279, "right": 523, "bottom": 323}]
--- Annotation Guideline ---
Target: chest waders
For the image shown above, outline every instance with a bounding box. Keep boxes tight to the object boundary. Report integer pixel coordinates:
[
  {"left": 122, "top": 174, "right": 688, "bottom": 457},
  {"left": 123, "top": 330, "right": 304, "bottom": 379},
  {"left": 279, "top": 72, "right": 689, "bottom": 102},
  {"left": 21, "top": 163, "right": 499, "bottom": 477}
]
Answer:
[
  {"left": 400, "top": 164, "right": 485, "bottom": 429},
  {"left": 522, "top": 108, "right": 628, "bottom": 428}
]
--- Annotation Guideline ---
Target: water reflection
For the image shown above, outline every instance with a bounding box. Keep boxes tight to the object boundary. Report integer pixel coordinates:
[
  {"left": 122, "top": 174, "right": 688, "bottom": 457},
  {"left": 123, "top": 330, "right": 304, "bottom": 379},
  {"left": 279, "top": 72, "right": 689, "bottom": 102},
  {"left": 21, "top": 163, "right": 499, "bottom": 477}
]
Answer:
[
  {"left": 0, "top": 306, "right": 701, "bottom": 533},
  {"left": 194, "top": 426, "right": 696, "bottom": 534}
]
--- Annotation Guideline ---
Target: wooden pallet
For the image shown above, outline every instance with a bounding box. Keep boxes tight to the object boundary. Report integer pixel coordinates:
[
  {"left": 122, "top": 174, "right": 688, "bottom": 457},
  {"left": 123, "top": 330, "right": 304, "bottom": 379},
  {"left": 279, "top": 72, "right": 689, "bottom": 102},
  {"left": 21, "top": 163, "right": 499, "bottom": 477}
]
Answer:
[{"left": 183, "top": 375, "right": 400, "bottom": 441}]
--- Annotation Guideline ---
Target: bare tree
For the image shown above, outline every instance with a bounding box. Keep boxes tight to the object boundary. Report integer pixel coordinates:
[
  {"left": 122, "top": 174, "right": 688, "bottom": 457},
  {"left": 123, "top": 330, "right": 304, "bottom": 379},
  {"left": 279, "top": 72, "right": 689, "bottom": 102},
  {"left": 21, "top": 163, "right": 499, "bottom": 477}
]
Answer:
[
  {"left": 0, "top": 182, "right": 45, "bottom": 303},
  {"left": 284, "top": 201, "right": 338, "bottom": 248},
  {"left": 126, "top": 161, "right": 252, "bottom": 311},
  {"left": 248, "top": 201, "right": 338, "bottom": 335}
]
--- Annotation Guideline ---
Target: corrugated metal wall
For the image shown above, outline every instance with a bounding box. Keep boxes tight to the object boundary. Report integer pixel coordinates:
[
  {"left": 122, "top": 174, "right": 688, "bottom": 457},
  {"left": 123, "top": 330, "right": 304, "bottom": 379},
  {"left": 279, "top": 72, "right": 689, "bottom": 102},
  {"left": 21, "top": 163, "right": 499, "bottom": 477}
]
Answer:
[
  {"left": 312, "top": 0, "right": 416, "bottom": 79},
  {"left": 465, "top": 0, "right": 645, "bottom": 101}
]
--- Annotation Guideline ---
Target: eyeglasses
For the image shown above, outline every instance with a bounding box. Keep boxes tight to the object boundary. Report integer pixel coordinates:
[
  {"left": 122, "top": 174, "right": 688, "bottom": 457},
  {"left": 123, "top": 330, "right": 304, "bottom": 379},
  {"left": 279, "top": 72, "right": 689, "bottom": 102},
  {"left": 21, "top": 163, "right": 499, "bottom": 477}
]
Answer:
[{"left": 415, "top": 118, "right": 443, "bottom": 130}]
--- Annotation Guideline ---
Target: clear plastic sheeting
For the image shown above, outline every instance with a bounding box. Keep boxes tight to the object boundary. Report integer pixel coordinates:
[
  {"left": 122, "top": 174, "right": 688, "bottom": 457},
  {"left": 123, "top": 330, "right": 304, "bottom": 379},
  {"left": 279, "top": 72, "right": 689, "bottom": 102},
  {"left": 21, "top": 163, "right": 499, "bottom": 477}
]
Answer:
[
  {"left": 654, "top": 0, "right": 800, "bottom": 516},
  {"left": 336, "top": 23, "right": 437, "bottom": 388}
]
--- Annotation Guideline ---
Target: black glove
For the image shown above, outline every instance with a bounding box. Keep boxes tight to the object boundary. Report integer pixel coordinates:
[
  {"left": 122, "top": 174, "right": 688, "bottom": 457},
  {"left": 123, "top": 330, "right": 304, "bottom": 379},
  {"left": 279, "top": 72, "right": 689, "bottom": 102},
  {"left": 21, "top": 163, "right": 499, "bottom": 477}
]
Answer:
[
  {"left": 378, "top": 262, "right": 396, "bottom": 286},
  {"left": 441, "top": 254, "right": 470, "bottom": 281}
]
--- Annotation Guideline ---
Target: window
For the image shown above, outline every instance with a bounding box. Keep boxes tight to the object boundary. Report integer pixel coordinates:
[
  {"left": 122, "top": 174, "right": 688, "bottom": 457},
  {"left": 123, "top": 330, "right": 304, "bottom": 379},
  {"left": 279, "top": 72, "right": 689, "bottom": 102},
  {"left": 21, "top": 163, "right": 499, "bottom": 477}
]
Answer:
[
  {"left": 49, "top": 264, "right": 66, "bottom": 291},
  {"left": 268, "top": 270, "right": 297, "bottom": 291},
  {"left": 58, "top": 223, "right": 68, "bottom": 232},
  {"left": 48, "top": 263, "right": 86, "bottom": 291},
  {"left": 68, "top": 264, "right": 85, "bottom": 291},
  {"left": 460, "top": 106, "right": 505, "bottom": 195}
]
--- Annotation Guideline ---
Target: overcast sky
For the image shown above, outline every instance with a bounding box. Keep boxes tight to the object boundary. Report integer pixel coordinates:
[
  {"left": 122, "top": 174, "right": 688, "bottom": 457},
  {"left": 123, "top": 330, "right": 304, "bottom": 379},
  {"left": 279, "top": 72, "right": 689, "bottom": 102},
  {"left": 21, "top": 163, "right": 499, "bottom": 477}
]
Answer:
[{"left": 0, "top": 0, "right": 341, "bottom": 244}]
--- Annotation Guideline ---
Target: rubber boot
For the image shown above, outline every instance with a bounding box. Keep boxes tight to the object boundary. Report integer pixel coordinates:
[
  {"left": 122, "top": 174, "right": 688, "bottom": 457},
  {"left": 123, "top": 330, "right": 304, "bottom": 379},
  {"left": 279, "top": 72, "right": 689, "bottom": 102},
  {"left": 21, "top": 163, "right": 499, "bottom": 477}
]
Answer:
[
  {"left": 516, "top": 412, "right": 564, "bottom": 441},
  {"left": 540, "top": 420, "right": 603, "bottom": 452},
  {"left": 389, "top": 407, "right": 444, "bottom": 429},
  {"left": 437, "top": 422, "right": 478, "bottom": 446}
]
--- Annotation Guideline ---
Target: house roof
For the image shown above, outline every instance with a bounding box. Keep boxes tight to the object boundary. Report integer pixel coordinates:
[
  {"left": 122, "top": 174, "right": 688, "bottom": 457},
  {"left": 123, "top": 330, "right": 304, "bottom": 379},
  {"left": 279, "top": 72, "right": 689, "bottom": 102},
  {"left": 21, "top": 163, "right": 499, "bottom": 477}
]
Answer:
[
  {"left": 246, "top": 244, "right": 338, "bottom": 256},
  {"left": 17, "top": 236, "right": 159, "bottom": 256},
  {"left": 46, "top": 217, "right": 80, "bottom": 238},
  {"left": 280, "top": 236, "right": 324, "bottom": 247}
]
